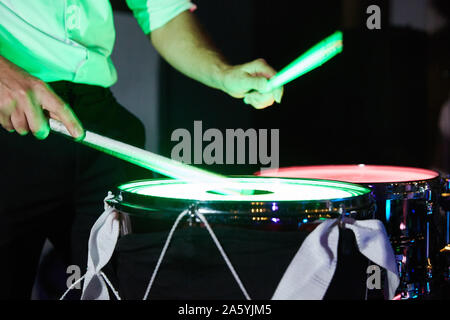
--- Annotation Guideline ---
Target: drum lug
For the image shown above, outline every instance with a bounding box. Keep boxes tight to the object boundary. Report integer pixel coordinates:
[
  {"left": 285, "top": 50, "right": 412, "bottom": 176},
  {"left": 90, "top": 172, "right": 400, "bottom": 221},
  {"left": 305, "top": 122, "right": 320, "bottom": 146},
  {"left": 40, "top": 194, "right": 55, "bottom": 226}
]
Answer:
[
  {"left": 426, "top": 202, "right": 434, "bottom": 215},
  {"left": 338, "top": 205, "right": 347, "bottom": 229},
  {"left": 187, "top": 203, "right": 199, "bottom": 226},
  {"left": 426, "top": 258, "right": 433, "bottom": 293}
]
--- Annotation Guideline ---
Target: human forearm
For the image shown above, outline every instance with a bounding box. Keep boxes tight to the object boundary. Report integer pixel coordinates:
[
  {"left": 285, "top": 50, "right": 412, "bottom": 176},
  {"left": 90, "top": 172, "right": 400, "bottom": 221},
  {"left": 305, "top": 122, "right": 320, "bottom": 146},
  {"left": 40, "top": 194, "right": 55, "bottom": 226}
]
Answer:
[
  {"left": 150, "top": 10, "right": 228, "bottom": 91},
  {"left": 150, "top": 10, "right": 283, "bottom": 109}
]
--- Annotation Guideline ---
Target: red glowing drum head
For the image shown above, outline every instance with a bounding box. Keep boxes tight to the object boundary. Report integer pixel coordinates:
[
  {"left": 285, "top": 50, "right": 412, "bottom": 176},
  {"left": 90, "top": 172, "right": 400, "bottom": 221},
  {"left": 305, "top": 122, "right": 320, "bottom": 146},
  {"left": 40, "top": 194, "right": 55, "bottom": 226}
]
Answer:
[{"left": 256, "top": 165, "right": 439, "bottom": 184}]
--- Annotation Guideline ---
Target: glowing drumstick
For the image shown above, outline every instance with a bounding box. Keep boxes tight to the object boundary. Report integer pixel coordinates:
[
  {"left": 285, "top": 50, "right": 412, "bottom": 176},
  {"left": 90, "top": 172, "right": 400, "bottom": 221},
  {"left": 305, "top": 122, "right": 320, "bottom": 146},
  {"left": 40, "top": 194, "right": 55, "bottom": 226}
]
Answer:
[
  {"left": 264, "top": 31, "right": 343, "bottom": 92},
  {"left": 49, "top": 119, "right": 231, "bottom": 186}
]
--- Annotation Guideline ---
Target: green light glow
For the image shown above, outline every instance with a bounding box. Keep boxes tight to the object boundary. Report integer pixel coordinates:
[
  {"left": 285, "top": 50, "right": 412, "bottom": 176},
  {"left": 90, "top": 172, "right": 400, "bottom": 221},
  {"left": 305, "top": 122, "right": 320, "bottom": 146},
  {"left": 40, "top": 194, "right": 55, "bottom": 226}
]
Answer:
[
  {"left": 119, "top": 177, "right": 370, "bottom": 202},
  {"left": 49, "top": 119, "right": 230, "bottom": 185},
  {"left": 266, "top": 31, "right": 343, "bottom": 91},
  {"left": 81, "top": 131, "right": 229, "bottom": 184}
]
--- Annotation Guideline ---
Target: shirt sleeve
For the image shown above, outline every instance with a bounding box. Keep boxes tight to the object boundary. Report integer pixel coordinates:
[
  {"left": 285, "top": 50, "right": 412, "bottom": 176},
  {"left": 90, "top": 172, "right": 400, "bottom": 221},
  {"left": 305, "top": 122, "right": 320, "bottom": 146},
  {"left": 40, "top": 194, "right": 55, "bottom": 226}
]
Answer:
[{"left": 126, "top": 0, "right": 196, "bottom": 34}]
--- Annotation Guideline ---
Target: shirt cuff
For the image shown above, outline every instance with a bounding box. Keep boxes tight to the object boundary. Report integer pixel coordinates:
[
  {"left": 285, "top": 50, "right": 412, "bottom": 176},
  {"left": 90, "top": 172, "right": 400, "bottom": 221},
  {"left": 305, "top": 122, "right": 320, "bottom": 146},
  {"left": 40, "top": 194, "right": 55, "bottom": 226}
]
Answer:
[{"left": 127, "top": 0, "right": 196, "bottom": 34}]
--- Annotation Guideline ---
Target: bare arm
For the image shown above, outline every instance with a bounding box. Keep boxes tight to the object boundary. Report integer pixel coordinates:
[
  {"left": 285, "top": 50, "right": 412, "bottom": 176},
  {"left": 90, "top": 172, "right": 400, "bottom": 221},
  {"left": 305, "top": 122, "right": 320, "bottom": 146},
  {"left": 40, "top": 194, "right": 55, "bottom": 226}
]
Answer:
[{"left": 150, "top": 11, "right": 283, "bottom": 109}]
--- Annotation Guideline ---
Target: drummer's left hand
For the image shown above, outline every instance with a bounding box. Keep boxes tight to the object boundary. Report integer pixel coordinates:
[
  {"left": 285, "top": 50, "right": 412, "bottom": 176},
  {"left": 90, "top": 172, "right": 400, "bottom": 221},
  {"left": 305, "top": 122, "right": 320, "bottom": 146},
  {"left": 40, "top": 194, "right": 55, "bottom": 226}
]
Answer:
[{"left": 220, "top": 58, "right": 284, "bottom": 109}]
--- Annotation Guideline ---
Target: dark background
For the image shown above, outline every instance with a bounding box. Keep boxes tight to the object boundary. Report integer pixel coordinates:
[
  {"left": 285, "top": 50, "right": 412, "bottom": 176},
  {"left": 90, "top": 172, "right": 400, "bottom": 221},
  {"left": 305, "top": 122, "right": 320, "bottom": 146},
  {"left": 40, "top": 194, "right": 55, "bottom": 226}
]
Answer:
[{"left": 110, "top": 0, "right": 449, "bottom": 176}]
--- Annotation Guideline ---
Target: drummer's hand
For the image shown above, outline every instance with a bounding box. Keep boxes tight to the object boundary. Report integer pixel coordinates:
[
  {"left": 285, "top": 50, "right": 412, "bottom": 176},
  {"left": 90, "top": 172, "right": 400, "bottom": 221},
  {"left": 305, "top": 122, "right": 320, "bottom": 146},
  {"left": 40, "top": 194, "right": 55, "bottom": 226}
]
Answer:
[
  {"left": 0, "top": 56, "right": 84, "bottom": 140},
  {"left": 221, "top": 58, "right": 284, "bottom": 109}
]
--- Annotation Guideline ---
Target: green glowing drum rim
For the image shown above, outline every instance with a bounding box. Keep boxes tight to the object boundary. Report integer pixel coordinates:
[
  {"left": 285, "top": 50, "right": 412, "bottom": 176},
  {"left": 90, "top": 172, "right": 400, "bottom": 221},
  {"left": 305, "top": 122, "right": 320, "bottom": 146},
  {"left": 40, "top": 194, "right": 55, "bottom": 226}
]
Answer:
[{"left": 109, "top": 177, "right": 374, "bottom": 218}]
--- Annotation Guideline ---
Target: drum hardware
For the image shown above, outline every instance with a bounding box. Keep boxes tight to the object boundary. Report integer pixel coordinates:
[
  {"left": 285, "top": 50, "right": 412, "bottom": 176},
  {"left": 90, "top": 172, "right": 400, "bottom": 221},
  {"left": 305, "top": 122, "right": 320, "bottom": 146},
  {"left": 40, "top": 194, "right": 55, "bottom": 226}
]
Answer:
[
  {"left": 187, "top": 203, "right": 199, "bottom": 227},
  {"left": 376, "top": 180, "right": 438, "bottom": 298},
  {"left": 256, "top": 165, "right": 444, "bottom": 299},
  {"left": 337, "top": 204, "right": 351, "bottom": 230},
  {"left": 439, "top": 176, "right": 450, "bottom": 288},
  {"left": 427, "top": 258, "right": 433, "bottom": 280}
]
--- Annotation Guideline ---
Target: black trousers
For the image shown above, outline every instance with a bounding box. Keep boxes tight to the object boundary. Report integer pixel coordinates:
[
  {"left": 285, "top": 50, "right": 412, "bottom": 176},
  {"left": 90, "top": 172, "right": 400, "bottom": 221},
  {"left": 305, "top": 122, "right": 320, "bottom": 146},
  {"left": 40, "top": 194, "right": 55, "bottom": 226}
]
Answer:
[{"left": 0, "top": 81, "right": 150, "bottom": 299}]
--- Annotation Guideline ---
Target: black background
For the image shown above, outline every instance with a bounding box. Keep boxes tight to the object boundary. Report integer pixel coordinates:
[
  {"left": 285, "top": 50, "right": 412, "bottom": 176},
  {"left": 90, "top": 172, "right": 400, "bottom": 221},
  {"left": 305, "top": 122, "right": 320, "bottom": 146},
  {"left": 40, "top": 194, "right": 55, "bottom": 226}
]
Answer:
[{"left": 110, "top": 0, "right": 450, "bottom": 176}]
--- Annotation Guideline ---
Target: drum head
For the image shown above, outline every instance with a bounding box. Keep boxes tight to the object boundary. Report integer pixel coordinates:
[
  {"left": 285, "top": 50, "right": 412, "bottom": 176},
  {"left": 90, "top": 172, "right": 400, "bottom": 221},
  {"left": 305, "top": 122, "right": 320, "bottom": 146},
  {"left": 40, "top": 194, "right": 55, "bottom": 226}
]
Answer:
[
  {"left": 256, "top": 165, "right": 440, "bottom": 184},
  {"left": 111, "top": 177, "right": 373, "bottom": 217},
  {"left": 256, "top": 165, "right": 442, "bottom": 201}
]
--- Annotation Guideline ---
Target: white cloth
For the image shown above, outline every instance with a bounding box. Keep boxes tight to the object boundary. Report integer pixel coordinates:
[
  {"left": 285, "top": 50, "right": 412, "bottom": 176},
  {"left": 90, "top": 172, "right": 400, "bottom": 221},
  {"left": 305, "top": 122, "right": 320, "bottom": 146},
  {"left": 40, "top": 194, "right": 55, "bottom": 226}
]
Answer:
[
  {"left": 81, "top": 195, "right": 120, "bottom": 300},
  {"left": 272, "top": 217, "right": 400, "bottom": 300}
]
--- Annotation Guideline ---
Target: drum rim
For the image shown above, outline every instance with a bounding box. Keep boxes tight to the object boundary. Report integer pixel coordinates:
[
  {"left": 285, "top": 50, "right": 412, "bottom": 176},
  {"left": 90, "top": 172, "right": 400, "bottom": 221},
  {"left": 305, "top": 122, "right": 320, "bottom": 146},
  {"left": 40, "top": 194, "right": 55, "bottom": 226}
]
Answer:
[{"left": 109, "top": 176, "right": 374, "bottom": 217}]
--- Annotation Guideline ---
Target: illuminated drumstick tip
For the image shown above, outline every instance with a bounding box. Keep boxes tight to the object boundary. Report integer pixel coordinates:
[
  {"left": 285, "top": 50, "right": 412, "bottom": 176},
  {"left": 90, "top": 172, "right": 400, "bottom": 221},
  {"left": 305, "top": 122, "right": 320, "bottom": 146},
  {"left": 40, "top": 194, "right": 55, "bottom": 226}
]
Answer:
[{"left": 265, "top": 31, "right": 343, "bottom": 92}]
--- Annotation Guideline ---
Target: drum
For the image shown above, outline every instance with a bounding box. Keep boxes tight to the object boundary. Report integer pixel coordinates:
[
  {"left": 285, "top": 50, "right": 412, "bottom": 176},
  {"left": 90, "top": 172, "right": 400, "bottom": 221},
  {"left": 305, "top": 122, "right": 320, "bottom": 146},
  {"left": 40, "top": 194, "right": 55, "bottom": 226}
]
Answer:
[
  {"left": 257, "top": 165, "right": 445, "bottom": 299},
  {"left": 441, "top": 176, "right": 450, "bottom": 292},
  {"left": 105, "top": 177, "right": 375, "bottom": 300}
]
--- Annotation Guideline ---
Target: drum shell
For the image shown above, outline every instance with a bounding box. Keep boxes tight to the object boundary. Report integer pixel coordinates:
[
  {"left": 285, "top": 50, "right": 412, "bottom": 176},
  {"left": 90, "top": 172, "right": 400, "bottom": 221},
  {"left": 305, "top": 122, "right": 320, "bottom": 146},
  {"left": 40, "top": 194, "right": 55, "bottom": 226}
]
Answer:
[
  {"left": 111, "top": 209, "right": 374, "bottom": 300},
  {"left": 106, "top": 179, "right": 376, "bottom": 300},
  {"left": 255, "top": 165, "right": 448, "bottom": 298},
  {"left": 367, "top": 178, "right": 442, "bottom": 242},
  {"left": 369, "top": 177, "right": 447, "bottom": 298},
  {"left": 113, "top": 213, "right": 315, "bottom": 300}
]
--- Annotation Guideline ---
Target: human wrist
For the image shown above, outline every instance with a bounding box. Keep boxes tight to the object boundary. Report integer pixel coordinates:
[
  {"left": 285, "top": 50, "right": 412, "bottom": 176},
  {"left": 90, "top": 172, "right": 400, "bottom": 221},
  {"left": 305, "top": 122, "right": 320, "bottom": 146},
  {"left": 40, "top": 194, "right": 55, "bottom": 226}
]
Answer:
[{"left": 212, "top": 60, "right": 233, "bottom": 94}]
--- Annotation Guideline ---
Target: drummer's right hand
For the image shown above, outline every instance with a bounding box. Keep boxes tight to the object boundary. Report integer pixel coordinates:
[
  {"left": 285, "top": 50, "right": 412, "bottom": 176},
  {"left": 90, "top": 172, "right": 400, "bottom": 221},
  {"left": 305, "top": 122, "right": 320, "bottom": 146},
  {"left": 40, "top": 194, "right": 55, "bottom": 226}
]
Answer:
[{"left": 0, "top": 56, "right": 84, "bottom": 140}]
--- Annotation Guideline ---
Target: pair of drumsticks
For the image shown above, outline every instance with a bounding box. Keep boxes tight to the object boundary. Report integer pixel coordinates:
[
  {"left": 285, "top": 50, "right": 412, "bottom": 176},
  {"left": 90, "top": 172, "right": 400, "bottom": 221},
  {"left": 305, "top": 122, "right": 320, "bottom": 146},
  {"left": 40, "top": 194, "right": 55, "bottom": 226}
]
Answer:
[{"left": 50, "top": 31, "right": 344, "bottom": 192}]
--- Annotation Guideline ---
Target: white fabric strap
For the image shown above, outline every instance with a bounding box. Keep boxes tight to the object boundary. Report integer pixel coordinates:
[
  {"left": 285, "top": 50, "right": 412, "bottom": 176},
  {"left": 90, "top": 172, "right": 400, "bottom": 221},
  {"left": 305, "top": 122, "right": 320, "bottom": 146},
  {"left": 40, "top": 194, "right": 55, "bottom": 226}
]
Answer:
[
  {"left": 272, "top": 217, "right": 400, "bottom": 300},
  {"left": 60, "top": 193, "right": 121, "bottom": 300},
  {"left": 80, "top": 193, "right": 120, "bottom": 300},
  {"left": 345, "top": 218, "right": 400, "bottom": 299}
]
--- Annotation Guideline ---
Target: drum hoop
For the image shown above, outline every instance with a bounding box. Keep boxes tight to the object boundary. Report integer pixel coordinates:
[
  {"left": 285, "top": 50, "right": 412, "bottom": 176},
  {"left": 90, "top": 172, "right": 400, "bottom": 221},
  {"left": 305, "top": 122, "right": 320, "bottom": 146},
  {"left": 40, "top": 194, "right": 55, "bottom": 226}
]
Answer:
[
  {"left": 108, "top": 191, "right": 375, "bottom": 218},
  {"left": 367, "top": 176, "right": 444, "bottom": 200},
  {"left": 110, "top": 177, "right": 375, "bottom": 218}
]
